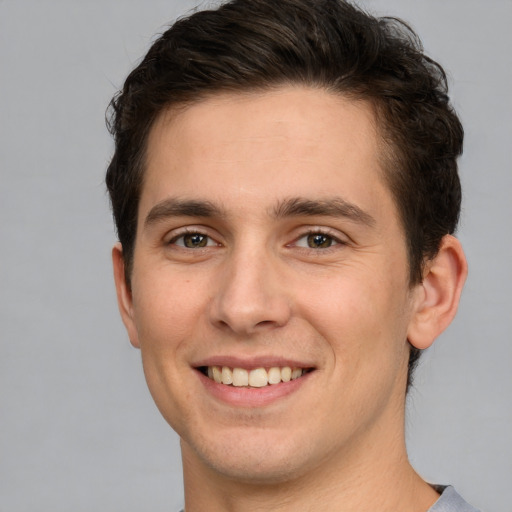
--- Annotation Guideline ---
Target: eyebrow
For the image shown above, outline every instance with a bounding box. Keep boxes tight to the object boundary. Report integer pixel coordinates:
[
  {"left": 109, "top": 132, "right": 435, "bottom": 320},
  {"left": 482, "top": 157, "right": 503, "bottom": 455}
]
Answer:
[
  {"left": 272, "top": 197, "right": 376, "bottom": 227},
  {"left": 144, "top": 198, "right": 224, "bottom": 228},
  {"left": 143, "top": 195, "right": 375, "bottom": 228}
]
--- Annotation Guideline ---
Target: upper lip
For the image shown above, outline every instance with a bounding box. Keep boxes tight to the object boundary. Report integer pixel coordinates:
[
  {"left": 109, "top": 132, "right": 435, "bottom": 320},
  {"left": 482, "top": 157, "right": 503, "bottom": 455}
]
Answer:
[{"left": 192, "top": 355, "right": 316, "bottom": 370}]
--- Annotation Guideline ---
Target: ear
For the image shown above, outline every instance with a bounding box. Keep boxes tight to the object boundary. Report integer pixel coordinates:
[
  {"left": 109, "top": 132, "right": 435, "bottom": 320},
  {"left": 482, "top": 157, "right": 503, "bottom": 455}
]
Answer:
[
  {"left": 112, "top": 243, "right": 141, "bottom": 348},
  {"left": 408, "top": 235, "right": 468, "bottom": 350}
]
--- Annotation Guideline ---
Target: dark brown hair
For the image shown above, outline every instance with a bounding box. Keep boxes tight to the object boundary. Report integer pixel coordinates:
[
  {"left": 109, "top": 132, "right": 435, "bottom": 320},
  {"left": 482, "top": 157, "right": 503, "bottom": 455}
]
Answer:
[{"left": 106, "top": 0, "right": 463, "bottom": 387}]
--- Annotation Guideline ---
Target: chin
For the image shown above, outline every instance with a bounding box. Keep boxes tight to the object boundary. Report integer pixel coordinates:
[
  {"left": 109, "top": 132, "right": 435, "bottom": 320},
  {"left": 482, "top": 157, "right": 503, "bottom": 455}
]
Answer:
[
  {"left": 182, "top": 426, "right": 324, "bottom": 485},
  {"left": 205, "top": 453, "right": 314, "bottom": 485}
]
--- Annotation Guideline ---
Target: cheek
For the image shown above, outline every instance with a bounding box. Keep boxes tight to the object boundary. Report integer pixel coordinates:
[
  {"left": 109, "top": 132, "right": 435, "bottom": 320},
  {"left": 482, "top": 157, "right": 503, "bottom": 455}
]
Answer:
[
  {"left": 130, "top": 275, "right": 206, "bottom": 429},
  {"left": 295, "top": 266, "right": 411, "bottom": 370},
  {"left": 131, "top": 270, "right": 208, "bottom": 358}
]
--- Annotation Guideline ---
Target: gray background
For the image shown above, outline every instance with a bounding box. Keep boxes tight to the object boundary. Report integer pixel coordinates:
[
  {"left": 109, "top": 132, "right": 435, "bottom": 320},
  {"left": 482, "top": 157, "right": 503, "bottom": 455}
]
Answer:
[{"left": 0, "top": 1, "right": 510, "bottom": 510}]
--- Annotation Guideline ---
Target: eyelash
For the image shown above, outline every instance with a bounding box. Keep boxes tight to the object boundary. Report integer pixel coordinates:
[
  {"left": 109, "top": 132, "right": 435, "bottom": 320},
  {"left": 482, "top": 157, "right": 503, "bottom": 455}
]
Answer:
[
  {"left": 167, "top": 228, "right": 220, "bottom": 249},
  {"left": 167, "top": 227, "right": 346, "bottom": 252},
  {"left": 291, "top": 229, "right": 346, "bottom": 251}
]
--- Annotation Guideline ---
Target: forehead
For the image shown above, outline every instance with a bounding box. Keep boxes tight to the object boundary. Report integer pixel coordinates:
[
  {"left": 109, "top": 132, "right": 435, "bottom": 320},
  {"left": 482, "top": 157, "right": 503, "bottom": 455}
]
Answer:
[{"left": 141, "top": 87, "right": 396, "bottom": 227}]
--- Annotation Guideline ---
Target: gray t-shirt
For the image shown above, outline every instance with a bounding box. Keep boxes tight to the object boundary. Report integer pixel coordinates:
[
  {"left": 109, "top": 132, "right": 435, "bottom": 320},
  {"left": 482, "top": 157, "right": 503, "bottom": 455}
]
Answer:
[
  {"left": 429, "top": 485, "right": 481, "bottom": 512},
  {"left": 178, "top": 485, "right": 480, "bottom": 512}
]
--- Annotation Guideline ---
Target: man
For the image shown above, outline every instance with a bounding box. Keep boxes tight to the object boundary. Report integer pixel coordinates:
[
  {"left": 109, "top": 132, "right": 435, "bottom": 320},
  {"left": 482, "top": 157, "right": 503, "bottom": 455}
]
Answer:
[{"left": 106, "top": 1, "right": 478, "bottom": 510}]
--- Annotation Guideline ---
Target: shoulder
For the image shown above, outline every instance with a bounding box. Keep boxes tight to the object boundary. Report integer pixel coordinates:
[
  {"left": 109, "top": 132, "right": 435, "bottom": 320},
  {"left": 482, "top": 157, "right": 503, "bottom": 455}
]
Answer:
[{"left": 428, "top": 485, "right": 482, "bottom": 512}]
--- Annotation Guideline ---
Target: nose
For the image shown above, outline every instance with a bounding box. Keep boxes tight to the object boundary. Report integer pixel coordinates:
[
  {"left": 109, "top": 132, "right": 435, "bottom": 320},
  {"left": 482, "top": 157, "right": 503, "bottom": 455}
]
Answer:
[{"left": 209, "top": 247, "right": 292, "bottom": 336}]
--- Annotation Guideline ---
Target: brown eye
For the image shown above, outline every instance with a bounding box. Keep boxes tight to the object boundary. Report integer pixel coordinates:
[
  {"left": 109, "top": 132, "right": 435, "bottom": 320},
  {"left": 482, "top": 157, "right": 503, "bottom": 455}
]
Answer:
[
  {"left": 182, "top": 233, "right": 209, "bottom": 248},
  {"left": 169, "top": 230, "right": 219, "bottom": 249},
  {"left": 306, "top": 233, "right": 333, "bottom": 248}
]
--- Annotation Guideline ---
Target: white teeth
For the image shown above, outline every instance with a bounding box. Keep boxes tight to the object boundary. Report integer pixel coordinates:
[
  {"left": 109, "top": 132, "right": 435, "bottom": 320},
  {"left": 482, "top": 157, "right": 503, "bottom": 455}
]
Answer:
[
  {"left": 212, "top": 366, "right": 222, "bottom": 384},
  {"left": 249, "top": 368, "right": 268, "bottom": 387},
  {"left": 281, "top": 366, "right": 292, "bottom": 382},
  {"left": 221, "top": 366, "right": 233, "bottom": 385},
  {"left": 206, "top": 365, "right": 306, "bottom": 387},
  {"left": 232, "top": 368, "right": 249, "bottom": 387},
  {"left": 291, "top": 368, "right": 302, "bottom": 380},
  {"left": 267, "top": 367, "right": 281, "bottom": 385}
]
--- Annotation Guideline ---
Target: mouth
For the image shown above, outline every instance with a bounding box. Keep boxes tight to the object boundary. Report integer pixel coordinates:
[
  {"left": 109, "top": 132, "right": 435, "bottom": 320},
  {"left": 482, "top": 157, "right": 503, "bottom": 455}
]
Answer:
[{"left": 198, "top": 365, "right": 313, "bottom": 388}]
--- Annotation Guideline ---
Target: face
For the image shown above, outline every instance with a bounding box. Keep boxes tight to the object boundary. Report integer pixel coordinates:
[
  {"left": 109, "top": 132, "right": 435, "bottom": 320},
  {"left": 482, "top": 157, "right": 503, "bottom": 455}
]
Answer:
[{"left": 115, "top": 87, "right": 420, "bottom": 483}]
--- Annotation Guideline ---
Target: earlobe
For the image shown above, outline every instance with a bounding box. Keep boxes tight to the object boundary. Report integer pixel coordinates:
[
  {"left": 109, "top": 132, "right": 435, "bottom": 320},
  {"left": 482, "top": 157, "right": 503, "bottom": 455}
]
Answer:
[
  {"left": 408, "top": 235, "right": 468, "bottom": 350},
  {"left": 112, "top": 243, "right": 141, "bottom": 348}
]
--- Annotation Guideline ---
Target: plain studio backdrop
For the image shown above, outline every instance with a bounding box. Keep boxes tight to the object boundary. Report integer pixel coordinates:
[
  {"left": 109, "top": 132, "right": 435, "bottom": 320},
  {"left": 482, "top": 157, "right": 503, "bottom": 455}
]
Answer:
[{"left": 0, "top": 1, "right": 510, "bottom": 511}]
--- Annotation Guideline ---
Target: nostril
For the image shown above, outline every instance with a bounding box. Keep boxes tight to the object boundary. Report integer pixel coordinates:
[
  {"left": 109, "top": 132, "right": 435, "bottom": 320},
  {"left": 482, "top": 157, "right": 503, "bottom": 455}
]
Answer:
[
  {"left": 255, "top": 320, "right": 276, "bottom": 327},
  {"left": 215, "top": 319, "right": 231, "bottom": 330}
]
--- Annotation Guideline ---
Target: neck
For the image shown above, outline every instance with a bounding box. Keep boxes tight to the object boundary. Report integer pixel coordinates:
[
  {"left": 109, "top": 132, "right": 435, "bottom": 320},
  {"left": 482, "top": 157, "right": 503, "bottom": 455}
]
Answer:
[{"left": 181, "top": 410, "right": 439, "bottom": 512}]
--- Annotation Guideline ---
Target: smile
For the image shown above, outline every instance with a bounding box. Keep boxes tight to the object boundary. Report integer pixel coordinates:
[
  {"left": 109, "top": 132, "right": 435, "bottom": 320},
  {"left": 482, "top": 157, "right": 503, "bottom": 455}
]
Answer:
[{"left": 200, "top": 366, "right": 310, "bottom": 388}]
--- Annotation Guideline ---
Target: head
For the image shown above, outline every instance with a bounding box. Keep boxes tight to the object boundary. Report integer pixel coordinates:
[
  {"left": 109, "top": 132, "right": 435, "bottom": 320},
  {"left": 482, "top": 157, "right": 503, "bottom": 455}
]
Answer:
[
  {"left": 107, "top": 0, "right": 468, "bottom": 487},
  {"left": 106, "top": 0, "right": 463, "bottom": 390}
]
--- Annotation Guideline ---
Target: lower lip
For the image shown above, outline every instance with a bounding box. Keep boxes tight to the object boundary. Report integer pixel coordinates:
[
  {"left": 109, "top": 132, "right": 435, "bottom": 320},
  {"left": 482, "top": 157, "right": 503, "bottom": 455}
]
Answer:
[{"left": 196, "top": 370, "right": 312, "bottom": 407}]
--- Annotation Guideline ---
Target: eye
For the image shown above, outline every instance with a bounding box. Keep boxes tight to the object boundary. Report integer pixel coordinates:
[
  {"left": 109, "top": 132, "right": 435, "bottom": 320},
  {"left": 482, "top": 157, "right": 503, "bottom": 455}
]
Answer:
[
  {"left": 295, "top": 232, "right": 339, "bottom": 249},
  {"left": 170, "top": 232, "right": 217, "bottom": 249}
]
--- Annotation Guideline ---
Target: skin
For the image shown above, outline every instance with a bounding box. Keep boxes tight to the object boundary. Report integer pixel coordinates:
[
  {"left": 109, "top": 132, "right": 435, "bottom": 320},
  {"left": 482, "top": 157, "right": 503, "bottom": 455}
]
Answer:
[{"left": 113, "top": 87, "right": 467, "bottom": 511}]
